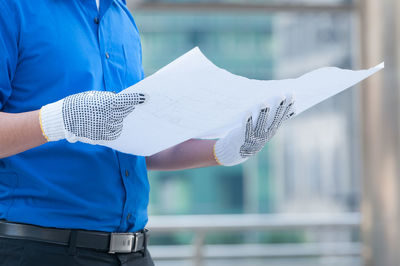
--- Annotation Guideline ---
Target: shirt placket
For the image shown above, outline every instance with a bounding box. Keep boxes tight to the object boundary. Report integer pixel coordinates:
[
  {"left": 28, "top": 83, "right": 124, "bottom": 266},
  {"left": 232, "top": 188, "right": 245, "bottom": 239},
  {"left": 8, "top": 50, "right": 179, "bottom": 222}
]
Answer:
[
  {"left": 115, "top": 153, "right": 136, "bottom": 232},
  {"left": 96, "top": 0, "right": 117, "bottom": 92},
  {"left": 92, "top": 1, "right": 133, "bottom": 232}
]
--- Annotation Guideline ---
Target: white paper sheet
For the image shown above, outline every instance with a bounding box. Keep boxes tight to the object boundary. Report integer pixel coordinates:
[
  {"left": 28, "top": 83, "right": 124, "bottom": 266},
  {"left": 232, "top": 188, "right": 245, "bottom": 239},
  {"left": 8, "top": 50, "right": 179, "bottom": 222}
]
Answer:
[{"left": 103, "top": 47, "right": 384, "bottom": 156}]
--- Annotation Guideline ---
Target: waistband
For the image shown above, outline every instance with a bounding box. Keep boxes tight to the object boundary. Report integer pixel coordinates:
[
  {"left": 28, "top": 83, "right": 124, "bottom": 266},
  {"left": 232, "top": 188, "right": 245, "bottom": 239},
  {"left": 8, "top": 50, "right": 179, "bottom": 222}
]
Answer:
[{"left": 0, "top": 220, "right": 149, "bottom": 254}]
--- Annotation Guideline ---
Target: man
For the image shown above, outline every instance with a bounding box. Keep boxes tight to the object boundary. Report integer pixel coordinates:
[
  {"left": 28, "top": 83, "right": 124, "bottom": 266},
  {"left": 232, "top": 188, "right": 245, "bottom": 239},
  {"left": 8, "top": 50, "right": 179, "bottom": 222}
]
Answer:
[{"left": 0, "top": 0, "right": 294, "bottom": 265}]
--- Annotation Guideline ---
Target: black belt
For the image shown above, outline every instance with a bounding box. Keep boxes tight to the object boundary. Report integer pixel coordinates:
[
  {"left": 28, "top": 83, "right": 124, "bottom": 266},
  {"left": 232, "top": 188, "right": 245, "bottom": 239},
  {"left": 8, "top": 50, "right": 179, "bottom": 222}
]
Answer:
[{"left": 0, "top": 220, "right": 149, "bottom": 254}]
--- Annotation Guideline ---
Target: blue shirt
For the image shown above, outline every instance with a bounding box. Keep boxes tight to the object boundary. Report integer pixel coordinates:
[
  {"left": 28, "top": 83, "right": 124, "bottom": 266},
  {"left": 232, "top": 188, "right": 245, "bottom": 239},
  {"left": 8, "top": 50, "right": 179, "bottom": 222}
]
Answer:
[{"left": 0, "top": 0, "right": 149, "bottom": 232}]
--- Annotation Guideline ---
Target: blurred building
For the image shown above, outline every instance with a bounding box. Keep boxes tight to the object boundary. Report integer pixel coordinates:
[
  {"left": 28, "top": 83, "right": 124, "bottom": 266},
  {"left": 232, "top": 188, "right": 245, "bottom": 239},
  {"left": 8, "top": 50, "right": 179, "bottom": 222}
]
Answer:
[
  {"left": 131, "top": 1, "right": 358, "bottom": 217},
  {"left": 125, "top": 0, "right": 399, "bottom": 265}
]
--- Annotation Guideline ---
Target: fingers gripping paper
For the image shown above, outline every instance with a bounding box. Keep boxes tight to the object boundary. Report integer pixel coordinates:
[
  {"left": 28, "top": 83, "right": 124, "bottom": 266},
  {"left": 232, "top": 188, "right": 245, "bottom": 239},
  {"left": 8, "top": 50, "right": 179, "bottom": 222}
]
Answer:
[{"left": 103, "top": 47, "right": 384, "bottom": 156}]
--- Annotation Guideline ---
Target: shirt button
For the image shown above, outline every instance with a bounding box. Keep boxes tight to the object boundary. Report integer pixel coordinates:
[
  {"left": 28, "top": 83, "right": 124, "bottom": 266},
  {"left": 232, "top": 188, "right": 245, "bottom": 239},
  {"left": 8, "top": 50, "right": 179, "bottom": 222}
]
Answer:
[
  {"left": 125, "top": 170, "right": 129, "bottom": 177},
  {"left": 105, "top": 52, "right": 110, "bottom": 59},
  {"left": 94, "top": 17, "right": 99, "bottom": 24},
  {"left": 127, "top": 213, "right": 131, "bottom": 220}
]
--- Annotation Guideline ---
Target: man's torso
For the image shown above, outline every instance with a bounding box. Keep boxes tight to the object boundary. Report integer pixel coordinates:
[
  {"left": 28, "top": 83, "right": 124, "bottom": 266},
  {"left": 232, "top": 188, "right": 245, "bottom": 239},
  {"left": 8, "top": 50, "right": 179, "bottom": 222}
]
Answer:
[{"left": 0, "top": 0, "right": 149, "bottom": 233}]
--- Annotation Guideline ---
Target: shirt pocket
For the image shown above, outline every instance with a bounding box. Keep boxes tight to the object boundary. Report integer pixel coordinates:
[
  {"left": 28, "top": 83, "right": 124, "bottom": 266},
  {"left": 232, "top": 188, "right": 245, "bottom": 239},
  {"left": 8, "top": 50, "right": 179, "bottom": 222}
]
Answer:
[{"left": 0, "top": 172, "right": 18, "bottom": 213}]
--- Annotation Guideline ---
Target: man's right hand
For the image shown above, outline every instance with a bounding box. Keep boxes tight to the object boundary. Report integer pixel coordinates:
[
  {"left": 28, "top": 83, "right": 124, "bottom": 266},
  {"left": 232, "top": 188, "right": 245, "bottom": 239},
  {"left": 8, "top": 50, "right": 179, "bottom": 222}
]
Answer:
[{"left": 39, "top": 91, "right": 146, "bottom": 145}]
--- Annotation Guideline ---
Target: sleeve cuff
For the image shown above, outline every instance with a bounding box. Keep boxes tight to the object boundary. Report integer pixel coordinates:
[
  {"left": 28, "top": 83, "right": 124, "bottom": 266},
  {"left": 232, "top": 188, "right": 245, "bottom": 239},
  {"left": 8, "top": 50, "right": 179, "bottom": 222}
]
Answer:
[
  {"left": 40, "top": 99, "right": 65, "bottom": 142},
  {"left": 214, "top": 137, "right": 248, "bottom": 167}
]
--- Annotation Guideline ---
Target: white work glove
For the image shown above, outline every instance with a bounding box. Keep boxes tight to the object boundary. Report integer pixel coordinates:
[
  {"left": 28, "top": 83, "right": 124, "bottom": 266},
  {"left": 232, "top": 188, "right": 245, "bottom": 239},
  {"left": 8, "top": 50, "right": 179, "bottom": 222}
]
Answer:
[
  {"left": 39, "top": 91, "right": 146, "bottom": 144},
  {"left": 214, "top": 95, "right": 295, "bottom": 166}
]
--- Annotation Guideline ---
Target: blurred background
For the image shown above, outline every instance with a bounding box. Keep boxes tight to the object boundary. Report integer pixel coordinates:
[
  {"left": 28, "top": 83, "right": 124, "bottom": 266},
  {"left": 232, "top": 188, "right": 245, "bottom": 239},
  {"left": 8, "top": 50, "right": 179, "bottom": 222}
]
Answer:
[{"left": 126, "top": 0, "right": 399, "bottom": 265}]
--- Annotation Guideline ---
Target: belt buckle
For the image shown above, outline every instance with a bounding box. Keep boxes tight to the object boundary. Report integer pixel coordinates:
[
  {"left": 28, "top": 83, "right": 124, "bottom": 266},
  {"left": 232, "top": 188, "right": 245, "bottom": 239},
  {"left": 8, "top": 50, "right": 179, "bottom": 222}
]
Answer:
[
  {"left": 109, "top": 233, "right": 134, "bottom": 254},
  {"left": 132, "top": 232, "right": 143, "bottom": 252}
]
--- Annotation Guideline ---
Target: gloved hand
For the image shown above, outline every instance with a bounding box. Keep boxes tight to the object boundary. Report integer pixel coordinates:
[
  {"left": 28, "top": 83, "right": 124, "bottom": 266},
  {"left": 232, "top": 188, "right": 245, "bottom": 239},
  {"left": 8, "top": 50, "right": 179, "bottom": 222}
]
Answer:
[
  {"left": 214, "top": 95, "right": 295, "bottom": 166},
  {"left": 39, "top": 91, "right": 146, "bottom": 145}
]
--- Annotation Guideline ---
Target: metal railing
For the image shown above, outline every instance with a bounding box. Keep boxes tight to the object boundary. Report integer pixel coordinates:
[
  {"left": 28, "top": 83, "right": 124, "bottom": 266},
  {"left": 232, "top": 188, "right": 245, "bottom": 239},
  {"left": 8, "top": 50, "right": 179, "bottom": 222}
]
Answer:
[
  {"left": 131, "top": 1, "right": 357, "bottom": 13},
  {"left": 147, "top": 213, "right": 361, "bottom": 266}
]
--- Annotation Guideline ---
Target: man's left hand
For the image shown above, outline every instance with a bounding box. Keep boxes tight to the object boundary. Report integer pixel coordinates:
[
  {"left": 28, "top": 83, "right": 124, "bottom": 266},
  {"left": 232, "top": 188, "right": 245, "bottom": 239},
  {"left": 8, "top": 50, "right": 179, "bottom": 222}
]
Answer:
[{"left": 213, "top": 95, "right": 295, "bottom": 166}]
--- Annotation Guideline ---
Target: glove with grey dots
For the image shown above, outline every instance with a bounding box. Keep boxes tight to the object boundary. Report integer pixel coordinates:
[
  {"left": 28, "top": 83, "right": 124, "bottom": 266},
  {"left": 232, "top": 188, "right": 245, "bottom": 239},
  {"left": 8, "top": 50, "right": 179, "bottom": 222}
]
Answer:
[
  {"left": 39, "top": 91, "right": 146, "bottom": 145},
  {"left": 214, "top": 95, "right": 295, "bottom": 166}
]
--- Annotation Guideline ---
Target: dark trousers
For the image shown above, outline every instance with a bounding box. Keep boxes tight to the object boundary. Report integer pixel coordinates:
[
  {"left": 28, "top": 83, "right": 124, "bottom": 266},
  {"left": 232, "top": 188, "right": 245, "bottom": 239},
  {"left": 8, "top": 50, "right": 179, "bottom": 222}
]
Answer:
[{"left": 0, "top": 237, "right": 155, "bottom": 266}]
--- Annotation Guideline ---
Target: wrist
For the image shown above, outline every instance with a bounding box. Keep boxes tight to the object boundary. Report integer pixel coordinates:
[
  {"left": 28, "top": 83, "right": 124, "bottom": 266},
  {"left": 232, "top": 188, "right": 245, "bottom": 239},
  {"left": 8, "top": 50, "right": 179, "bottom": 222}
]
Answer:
[
  {"left": 213, "top": 143, "right": 223, "bottom": 166},
  {"left": 214, "top": 137, "right": 248, "bottom": 166},
  {"left": 40, "top": 99, "right": 65, "bottom": 142}
]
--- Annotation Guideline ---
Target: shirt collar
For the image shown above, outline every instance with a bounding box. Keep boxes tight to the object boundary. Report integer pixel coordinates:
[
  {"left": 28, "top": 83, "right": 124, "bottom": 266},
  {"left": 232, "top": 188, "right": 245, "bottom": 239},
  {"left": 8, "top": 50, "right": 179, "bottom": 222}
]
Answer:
[
  {"left": 99, "top": 0, "right": 115, "bottom": 18},
  {"left": 80, "top": 0, "right": 116, "bottom": 18}
]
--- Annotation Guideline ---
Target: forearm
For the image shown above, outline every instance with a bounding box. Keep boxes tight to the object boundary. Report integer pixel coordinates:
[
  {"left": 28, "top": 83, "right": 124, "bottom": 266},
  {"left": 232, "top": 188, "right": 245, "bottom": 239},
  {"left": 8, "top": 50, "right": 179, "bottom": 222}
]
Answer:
[
  {"left": 146, "top": 139, "right": 219, "bottom": 171},
  {"left": 0, "top": 110, "right": 47, "bottom": 158}
]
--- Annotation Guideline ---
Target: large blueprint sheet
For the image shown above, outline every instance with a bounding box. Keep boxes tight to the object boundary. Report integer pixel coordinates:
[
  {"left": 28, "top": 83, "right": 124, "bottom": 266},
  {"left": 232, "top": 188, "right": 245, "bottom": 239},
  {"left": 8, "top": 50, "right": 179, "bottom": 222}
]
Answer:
[{"left": 104, "top": 47, "right": 384, "bottom": 156}]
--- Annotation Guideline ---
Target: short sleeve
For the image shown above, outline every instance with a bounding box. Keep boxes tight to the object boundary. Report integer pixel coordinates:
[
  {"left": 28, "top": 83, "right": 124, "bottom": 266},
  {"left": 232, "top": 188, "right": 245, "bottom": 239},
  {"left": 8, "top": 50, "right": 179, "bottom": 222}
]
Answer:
[{"left": 0, "top": 2, "right": 19, "bottom": 110}]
